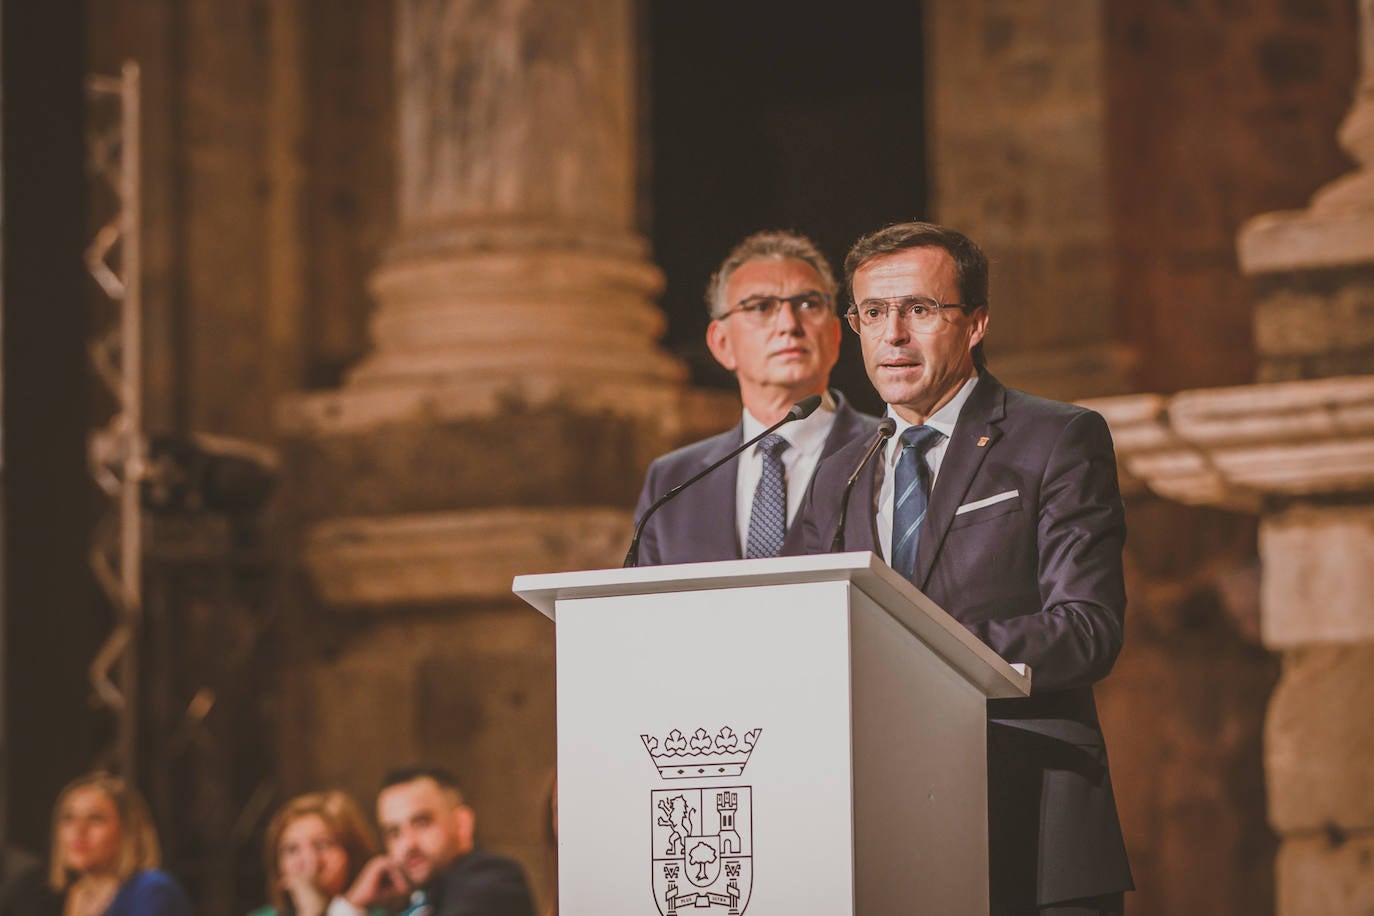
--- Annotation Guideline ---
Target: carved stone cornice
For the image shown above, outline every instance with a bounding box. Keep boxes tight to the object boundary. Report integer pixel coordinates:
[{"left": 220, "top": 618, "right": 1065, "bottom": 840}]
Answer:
[
  {"left": 1084, "top": 375, "right": 1374, "bottom": 512},
  {"left": 304, "top": 506, "right": 630, "bottom": 606}
]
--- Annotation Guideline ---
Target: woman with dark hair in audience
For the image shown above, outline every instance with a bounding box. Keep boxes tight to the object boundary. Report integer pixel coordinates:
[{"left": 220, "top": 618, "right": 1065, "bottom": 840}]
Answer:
[
  {"left": 48, "top": 772, "right": 192, "bottom": 916},
  {"left": 249, "top": 791, "right": 384, "bottom": 916}
]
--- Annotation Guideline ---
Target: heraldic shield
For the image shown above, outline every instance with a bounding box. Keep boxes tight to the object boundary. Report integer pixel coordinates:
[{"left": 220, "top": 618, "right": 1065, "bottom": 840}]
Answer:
[{"left": 650, "top": 786, "right": 753, "bottom": 915}]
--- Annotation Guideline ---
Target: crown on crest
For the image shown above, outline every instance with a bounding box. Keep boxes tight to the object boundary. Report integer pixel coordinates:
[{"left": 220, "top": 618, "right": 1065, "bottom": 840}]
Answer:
[{"left": 641, "top": 726, "right": 761, "bottom": 779}]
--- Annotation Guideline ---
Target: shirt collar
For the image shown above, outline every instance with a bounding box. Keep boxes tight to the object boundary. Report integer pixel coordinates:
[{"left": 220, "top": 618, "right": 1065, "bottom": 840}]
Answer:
[
  {"left": 885, "top": 373, "right": 979, "bottom": 460},
  {"left": 742, "top": 389, "right": 836, "bottom": 454}
]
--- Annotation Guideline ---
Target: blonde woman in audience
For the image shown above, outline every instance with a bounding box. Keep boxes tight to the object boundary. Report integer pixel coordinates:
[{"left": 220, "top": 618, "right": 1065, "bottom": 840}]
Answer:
[
  {"left": 48, "top": 772, "right": 191, "bottom": 916},
  {"left": 249, "top": 791, "right": 385, "bottom": 916}
]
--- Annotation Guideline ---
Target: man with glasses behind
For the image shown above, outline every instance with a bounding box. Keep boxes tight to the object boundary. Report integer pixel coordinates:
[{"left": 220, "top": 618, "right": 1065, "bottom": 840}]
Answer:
[
  {"left": 789, "top": 222, "right": 1133, "bottom": 915},
  {"left": 631, "top": 230, "right": 876, "bottom": 565}
]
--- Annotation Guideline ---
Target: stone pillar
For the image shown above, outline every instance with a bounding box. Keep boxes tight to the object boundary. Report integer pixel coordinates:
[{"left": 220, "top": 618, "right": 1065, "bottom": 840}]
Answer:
[
  {"left": 1239, "top": 0, "right": 1374, "bottom": 381},
  {"left": 1237, "top": 6, "right": 1374, "bottom": 910},
  {"left": 925, "top": 0, "right": 1134, "bottom": 400},
  {"left": 338, "top": 0, "right": 683, "bottom": 402},
  {"left": 274, "top": 0, "right": 733, "bottom": 901},
  {"left": 1094, "top": 9, "right": 1374, "bottom": 909}
]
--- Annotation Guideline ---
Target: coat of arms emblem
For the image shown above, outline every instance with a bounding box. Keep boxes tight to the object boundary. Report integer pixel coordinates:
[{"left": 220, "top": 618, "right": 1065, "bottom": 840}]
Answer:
[{"left": 642, "top": 727, "right": 760, "bottom": 915}]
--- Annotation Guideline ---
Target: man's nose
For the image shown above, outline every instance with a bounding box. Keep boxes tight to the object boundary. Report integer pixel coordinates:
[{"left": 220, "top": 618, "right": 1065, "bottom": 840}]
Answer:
[
  {"left": 772, "top": 300, "right": 804, "bottom": 333},
  {"left": 392, "top": 830, "right": 415, "bottom": 855},
  {"left": 878, "top": 307, "right": 909, "bottom": 344}
]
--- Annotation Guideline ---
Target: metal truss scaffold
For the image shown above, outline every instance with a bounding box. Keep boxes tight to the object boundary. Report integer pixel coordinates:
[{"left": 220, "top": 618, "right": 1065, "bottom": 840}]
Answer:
[{"left": 85, "top": 61, "right": 143, "bottom": 779}]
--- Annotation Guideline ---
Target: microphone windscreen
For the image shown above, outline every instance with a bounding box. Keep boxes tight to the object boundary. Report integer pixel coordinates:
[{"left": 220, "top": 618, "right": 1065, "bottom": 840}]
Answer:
[
  {"left": 790, "top": 394, "right": 824, "bottom": 420},
  {"left": 878, "top": 417, "right": 896, "bottom": 437}
]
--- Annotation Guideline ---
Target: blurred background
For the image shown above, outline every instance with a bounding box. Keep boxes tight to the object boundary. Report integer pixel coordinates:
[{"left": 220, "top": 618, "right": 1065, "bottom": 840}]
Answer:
[{"left": 4, "top": 0, "right": 1372, "bottom": 913}]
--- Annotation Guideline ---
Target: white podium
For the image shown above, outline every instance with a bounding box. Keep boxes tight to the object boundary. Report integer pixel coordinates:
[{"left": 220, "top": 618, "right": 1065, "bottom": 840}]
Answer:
[{"left": 513, "top": 552, "right": 1031, "bottom": 916}]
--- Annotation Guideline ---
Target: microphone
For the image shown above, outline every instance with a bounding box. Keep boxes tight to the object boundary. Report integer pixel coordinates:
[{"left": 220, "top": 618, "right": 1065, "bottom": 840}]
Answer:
[
  {"left": 624, "top": 394, "right": 824, "bottom": 567},
  {"left": 829, "top": 417, "right": 896, "bottom": 552}
]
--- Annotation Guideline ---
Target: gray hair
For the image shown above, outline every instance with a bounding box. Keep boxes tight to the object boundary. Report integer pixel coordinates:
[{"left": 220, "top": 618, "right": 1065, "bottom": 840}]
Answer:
[{"left": 705, "top": 230, "right": 838, "bottom": 320}]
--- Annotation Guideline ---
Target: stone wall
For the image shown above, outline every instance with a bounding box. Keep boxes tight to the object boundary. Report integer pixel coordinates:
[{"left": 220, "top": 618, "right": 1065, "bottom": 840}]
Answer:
[
  {"left": 1105, "top": 0, "right": 1358, "bottom": 393},
  {"left": 1103, "top": 499, "right": 1278, "bottom": 914},
  {"left": 927, "top": 0, "right": 1128, "bottom": 400}
]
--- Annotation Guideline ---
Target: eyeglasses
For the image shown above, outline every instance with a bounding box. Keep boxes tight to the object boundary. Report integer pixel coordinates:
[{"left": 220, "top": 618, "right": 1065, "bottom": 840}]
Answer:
[
  {"left": 845, "top": 295, "right": 977, "bottom": 334},
  {"left": 719, "top": 292, "right": 833, "bottom": 326}
]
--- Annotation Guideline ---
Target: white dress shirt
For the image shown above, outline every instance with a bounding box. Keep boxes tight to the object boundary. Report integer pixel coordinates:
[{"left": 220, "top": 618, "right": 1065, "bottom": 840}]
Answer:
[
  {"left": 735, "top": 391, "right": 838, "bottom": 550},
  {"left": 876, "top": 374, "right": 980, "bottom": 559}
]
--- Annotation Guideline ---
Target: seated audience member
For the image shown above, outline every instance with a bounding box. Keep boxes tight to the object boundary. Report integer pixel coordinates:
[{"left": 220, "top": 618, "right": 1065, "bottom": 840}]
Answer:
[
  {"left": 48, "top": 772, "right": 192, "bottom": 916},
  {"left": 336, "top": 766, "right": 534, "bottom": 916},
  {"left": 250, "top": 791, "right": 385, "bottom": 916}
]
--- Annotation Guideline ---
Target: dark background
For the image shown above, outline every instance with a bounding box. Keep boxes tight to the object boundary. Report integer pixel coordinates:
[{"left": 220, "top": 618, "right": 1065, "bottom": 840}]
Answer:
[{"left": 648, "top": 1, "right": 926, "bottom": 416}]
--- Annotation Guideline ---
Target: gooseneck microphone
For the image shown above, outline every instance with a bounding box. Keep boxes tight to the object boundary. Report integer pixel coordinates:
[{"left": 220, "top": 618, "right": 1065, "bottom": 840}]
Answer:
[
  {"left": 623, "top": 394, "right": 824, "bottom": 568},
  {"left": 829, "top": 417, "right": 896, "bottom": 552}
]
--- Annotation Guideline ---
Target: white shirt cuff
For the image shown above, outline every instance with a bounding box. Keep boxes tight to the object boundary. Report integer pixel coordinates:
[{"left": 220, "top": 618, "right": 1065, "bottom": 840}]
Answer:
[{"left": 325, "top": 897, "right": 366, "bottom": 916}]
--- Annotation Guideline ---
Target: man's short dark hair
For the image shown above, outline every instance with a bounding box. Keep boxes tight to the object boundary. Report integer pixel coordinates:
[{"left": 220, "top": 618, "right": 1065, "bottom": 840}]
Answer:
[
  {"left": 705, "top": 229, "right": 838, "bottom": 320},
  {"left": 381, "top": 765, "right": 464, "bottom": 802},
  {"left": 843, "top": 221, "right": 989, "bottom": 369}
]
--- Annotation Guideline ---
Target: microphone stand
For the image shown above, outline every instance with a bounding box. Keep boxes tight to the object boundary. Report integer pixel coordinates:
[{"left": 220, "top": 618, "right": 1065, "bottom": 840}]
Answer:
[
  {"left": 829, "top": 418, "right": 896, "bottom": 552},
  {"left": 624, "top": 394, "right": 823, "bottom": 567}
]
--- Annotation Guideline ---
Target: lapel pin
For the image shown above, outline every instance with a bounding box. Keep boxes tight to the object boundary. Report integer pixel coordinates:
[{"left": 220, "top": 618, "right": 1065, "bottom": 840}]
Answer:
[{"left": 977, "top": 436, "right": 990, "bottom": 448}]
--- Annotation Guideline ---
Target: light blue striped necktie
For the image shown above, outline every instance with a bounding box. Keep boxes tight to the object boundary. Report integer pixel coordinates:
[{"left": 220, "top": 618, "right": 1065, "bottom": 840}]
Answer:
[
  {"left": 745, "top": 433, "right": 791, "bottom": 558},
  {"left": 891, "top": 425, "right": 943, "bottom": 580},
  {"left": 400, "top": 889, "right": 433, "bottom": 916}
]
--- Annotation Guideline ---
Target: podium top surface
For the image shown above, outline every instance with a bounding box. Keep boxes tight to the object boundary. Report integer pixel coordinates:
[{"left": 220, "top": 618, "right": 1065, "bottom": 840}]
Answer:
[{"left": 513, "top": 552, "right": 1030, "bottom": 699}]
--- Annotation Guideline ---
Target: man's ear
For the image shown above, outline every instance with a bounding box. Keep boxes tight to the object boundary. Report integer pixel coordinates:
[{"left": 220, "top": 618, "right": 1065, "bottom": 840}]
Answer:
[
  {"left": 705, "top": 319, "right": 738, "bottom": 372},
  {"left": 454, "top": 804, "right": 476, "bottom": 853},
  {"left": 968, "top": 306, "right": 989, "bottom": 350}
]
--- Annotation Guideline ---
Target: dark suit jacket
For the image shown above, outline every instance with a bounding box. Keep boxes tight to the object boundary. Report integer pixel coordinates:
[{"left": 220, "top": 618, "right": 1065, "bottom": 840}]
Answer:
[
  {"left": 788, "top": 373, "right": 1133, "bottom": 908},
  {"left": 426, "top": 849, "right": 535, "bottom": 916},
  {"left": 632, "top": 391, "right": 877, "bottom": 565}
]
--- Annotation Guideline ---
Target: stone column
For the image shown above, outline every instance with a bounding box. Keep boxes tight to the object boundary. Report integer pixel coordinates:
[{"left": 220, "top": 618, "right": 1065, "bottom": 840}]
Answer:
[
  {"left": 274, "top": 0, "right": 732, "bottom": 899},
  {"left": 1239, "top": 0, "right": 1374, "bottom": 380},
  {"left": 324, "top": 0, "right": 683, "bottom": 407},
  {"left": 1093, "top": 8, "right": 1374, "bottom": 910}
]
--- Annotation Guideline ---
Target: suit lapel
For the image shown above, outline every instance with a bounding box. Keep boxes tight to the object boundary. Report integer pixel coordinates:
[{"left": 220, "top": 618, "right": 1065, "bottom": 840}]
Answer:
[
  {"left": 819, "top": 391, "right": 870, "bottom": 460},
  {"left": 697, "top": 423, "right": 744, "bottom": 559},
  {"left": 912, "top": 376, "right": 1007, "bottom": 589}
]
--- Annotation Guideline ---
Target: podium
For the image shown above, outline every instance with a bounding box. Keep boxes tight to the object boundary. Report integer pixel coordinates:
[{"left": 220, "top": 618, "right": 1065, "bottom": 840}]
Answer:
[{"left": 513, "top": 552, "right": 1031, "bottom": 916}]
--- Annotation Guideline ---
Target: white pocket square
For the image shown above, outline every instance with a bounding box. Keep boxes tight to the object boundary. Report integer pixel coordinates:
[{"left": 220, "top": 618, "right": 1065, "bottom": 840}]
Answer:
[{"left": 955, "top": 489, "right": 1020, "bottom": 516}]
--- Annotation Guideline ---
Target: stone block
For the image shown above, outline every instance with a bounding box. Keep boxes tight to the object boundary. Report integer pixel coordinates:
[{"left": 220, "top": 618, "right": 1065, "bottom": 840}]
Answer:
[
  {"left": 1262, "top": 507, "right": 1374, "bottom": 647},
  {"left": 1266, "top": 644, "right": 1374, "bottom": 831},
  {"left": 282, "top": 410, "right": 655, "bottom": 520},
  {"left": 305, "top": 507, "right": 631, "bottom": 607},
  {"left": 307, "top": 662, "right": 417, "bottom": 804},
  {"left": 1276, "top": 831, "right": 1374, "bottom": 916},
  {"left": 416, "top": 648, "right": 556, "bottom": 847},
  {"left": 1252, "top": 268, "right": 1374, "bottom": 378}
]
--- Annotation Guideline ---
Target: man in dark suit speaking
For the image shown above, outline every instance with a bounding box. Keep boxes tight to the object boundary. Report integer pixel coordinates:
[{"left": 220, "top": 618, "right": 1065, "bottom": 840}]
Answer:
[
  {"left": 632, "top": 230, "right": 875, "bottom": 565},
  {"left": 789, "top": 222, "right": 1133, "bottom": 915}
]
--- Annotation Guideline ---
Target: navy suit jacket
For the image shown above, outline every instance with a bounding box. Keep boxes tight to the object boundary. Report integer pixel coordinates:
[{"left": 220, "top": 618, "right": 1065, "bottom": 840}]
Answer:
[
  {"left": 788, "top": 374, "right": 1133, "bottom": 908},
  {"left": 632, "top": 392, "right": 877, "bottom": 565},
  {"left": 425, "top": 849, "right": 535, "bottom": 916}
]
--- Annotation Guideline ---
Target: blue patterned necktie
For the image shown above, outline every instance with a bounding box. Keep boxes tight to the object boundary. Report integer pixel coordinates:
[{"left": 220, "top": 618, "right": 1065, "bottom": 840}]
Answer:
[
  {"left": 745, "top": 433, "right": 791, "bottom": 558},
  {"left": 891, "top": 425, "right": 944, "bottom": 580}
]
